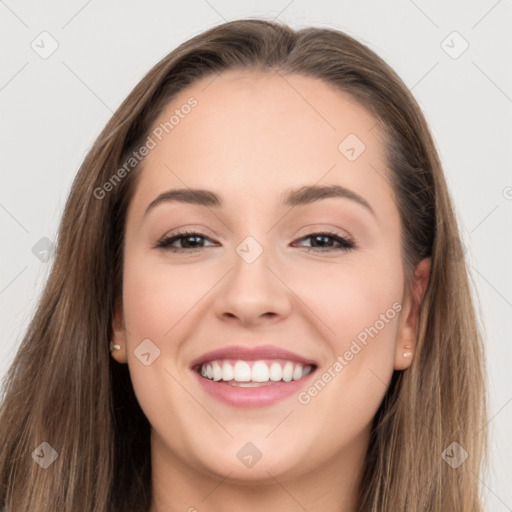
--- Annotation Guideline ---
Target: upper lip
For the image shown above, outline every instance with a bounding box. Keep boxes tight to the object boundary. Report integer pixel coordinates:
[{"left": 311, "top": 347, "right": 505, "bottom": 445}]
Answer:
[{"left": 189, "top": 344, "right": 318, "bottom": 369}]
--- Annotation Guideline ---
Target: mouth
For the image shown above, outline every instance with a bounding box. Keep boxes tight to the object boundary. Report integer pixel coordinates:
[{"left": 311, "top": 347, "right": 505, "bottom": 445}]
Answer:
[
  {"left": 189, "top": 345, "right": 318, "bottom": 407},
  {"left": 193, "top": 359, "right": 316, "bottom": 387}
]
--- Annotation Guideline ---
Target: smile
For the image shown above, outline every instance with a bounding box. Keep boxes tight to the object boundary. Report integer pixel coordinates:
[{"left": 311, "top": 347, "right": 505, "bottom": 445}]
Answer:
[
  {"left": 189, "top": 344, "right": 318, "bottom": 407},
  {"left": 197, "top": 359, "right": 315, "bottom": 386}
]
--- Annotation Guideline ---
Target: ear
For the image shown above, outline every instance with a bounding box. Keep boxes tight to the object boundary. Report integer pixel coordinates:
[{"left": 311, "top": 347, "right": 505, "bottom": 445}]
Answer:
[
  {"left": 394, "top": 258, "right": 431, "bottom": 370},
  {"left": 111, "top": 297, "right": 128, "bottom": 364}
]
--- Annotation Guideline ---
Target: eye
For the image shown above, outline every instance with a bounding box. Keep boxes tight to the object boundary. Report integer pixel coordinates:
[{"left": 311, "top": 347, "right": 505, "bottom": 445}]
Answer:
[
  {"left": 155, "top": 230, "right": 356, "bottom": 253},
  {"left": 155, "top": 230, "right": 216, "bottom": 252},
  {"left": 293, "top": 231, "right": 355, "bottom": 252}
]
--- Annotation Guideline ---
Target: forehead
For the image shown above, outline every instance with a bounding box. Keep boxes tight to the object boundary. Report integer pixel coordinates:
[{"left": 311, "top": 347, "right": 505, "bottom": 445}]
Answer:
[{"left": 129, "top": 70, "right": 395, "bottom": 220}]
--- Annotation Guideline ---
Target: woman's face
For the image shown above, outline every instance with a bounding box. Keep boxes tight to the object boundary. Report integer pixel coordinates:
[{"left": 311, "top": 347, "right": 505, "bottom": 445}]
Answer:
[{"left": 112, "top": 71, "right": 427, "bottom": 485}]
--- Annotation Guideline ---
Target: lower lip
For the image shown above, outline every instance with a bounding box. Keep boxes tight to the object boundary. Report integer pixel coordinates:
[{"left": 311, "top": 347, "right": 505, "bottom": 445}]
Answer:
[{"left": 192, "top": 369, "right": 316, "bottom": 408}]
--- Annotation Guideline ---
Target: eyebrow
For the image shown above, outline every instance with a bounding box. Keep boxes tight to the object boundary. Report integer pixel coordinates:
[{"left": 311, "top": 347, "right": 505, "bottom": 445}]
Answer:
[{"left": 143, "top": 184, "right": 375, "bottom": 218}]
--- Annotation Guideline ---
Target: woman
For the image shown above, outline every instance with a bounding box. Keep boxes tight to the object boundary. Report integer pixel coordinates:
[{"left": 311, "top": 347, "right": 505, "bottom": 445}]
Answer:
[{"left": 0, "top": 19, "right": 487, "bottom": 511}]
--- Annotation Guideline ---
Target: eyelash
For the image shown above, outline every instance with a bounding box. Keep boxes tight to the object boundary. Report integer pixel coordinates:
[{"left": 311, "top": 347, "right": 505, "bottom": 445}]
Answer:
[{"left": 155, "top": 229, "right": 356, "bottom": 253}]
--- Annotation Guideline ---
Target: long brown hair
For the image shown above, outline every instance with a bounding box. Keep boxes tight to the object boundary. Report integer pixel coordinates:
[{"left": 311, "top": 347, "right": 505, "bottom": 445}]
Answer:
[{"left": 0, "top": 19, "right": 487, "bottom": 511}]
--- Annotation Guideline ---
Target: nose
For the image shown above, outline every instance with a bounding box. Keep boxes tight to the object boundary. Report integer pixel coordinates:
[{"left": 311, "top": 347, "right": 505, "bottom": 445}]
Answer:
[{"left": 214, "top": 241, "right": 292, "bottom": 327}]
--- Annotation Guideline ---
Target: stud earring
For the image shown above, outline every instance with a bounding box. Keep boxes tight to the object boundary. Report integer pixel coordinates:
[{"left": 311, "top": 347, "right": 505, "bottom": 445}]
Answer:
[
  {"left": 403, "top": 345, "right": 413, "bottom": 358},
  {"left": 110, "top": 342, "right": 121, "bottom": 352}
]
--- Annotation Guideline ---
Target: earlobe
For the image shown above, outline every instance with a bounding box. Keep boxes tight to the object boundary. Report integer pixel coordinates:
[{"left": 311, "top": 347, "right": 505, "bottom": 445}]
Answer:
[
  {"left": 394, "top": 258, "right": 431, "bottom": 370},
  {"left": 110, "top": 298, "right": 128, "bottom": 363}
]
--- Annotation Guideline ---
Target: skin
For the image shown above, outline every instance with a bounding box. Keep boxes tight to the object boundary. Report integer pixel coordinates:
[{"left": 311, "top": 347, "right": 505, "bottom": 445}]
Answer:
[{"left": 111, "top": 70, "right": 430, "bottom": 512}]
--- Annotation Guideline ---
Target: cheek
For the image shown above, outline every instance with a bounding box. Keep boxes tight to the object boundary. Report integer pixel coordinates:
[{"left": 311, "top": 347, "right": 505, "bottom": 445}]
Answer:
[
  {"left": 121, "top": 254, "right": 216, "bottom": 341},
  {"left": 120, "top": 255, "right": 210, "bottom": 441},
  {"left": 294, "top": 256, "right": 403, "bottom": 349},
  {"left": 292, "top": 258, "right": 403, "bottom": 420},
  {"left": 291, "top": 254, "right": 403, "bottom": 411}
]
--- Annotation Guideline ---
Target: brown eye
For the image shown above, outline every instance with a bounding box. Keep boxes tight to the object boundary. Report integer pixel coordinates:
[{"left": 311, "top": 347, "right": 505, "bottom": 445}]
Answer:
[
  {"left": 294, "top": 231, "right": 355, "bottom": 252},
  {"left": 155, "top": 230, "right": 356, "bottom": 253},
  {"left": 156, "top": 230, "right": 215, "bottom": 251}
]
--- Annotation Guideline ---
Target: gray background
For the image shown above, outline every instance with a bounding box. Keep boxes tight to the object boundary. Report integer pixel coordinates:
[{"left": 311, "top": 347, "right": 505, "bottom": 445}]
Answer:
[{"left": 1, "top": 1, "right": 511, "bottom": 509}]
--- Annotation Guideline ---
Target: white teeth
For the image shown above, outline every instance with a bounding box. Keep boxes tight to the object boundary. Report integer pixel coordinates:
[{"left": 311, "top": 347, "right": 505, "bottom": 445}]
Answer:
[
  {"left": 292, "top": 364, "right": 303, "bottom": 381},
  {"left": 251, "top": 361, "right": 270, "bottom": 382},
  {"left": 221, "top": 362, "right": 234, "bottom": 381},
  {"left": 199, "top": 359, "right": 314, "bottom": 384},
  {"left": 233, "top": 361, "right": 251, "bottom": 382},
  {"left": 212, "top": 361, "right": 222, "bottom": 381},
  {"left": 282, "top": 362, "right": 293, "bottom": 382},
  {"left": 269, "top": 362, "right": 282, "bottom": 381}
]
